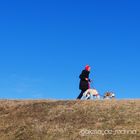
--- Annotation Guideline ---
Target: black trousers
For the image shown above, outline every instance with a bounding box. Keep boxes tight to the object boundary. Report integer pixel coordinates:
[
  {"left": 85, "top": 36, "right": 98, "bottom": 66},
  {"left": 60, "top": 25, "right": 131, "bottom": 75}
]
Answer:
[{"left": 77, "top": 90, "right": 86, "bottom": 99}]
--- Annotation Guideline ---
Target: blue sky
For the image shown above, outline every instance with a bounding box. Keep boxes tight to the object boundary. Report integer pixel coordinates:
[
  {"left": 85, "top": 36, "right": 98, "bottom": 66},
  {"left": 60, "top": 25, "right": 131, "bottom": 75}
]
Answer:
[{"left": 0, "top": 0, "right": 140, "bottom": 99}]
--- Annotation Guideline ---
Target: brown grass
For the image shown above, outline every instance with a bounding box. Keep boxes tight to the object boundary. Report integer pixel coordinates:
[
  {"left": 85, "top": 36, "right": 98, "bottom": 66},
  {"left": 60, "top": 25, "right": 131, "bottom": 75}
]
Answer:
[{"left": 0, "top": 99, "right": 140, "bottom": 140}]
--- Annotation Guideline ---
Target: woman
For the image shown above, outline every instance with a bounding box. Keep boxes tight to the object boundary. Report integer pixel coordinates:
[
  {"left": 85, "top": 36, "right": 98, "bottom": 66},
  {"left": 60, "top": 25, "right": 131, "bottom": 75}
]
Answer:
[{"left": 77, "top": 65, "right": 91, "bottom": 99}]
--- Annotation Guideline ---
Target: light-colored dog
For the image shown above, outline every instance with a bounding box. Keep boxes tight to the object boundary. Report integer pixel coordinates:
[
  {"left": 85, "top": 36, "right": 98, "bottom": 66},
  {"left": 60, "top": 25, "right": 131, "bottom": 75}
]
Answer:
[{"left": 83, "top": 89, "right": 100, "bottom": 99}]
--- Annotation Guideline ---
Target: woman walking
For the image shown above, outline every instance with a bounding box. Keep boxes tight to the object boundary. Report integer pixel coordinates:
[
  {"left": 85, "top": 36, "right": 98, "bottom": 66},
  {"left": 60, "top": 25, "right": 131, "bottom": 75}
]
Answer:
[{"left": 77, "top": 65, "right": 91, "bottom": 99}]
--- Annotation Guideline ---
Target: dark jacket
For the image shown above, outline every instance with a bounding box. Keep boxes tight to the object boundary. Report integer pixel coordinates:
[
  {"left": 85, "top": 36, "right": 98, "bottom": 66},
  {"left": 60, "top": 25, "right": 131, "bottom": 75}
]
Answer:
[{"left": 79, "top": 70, "right": 90, "bottom": 91}]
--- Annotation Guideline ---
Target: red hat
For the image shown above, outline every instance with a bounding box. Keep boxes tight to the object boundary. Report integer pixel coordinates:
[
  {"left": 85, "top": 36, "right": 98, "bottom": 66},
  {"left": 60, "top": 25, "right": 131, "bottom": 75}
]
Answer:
[{"left": 85, "top": 65, "right": 90, "bottom": 71}]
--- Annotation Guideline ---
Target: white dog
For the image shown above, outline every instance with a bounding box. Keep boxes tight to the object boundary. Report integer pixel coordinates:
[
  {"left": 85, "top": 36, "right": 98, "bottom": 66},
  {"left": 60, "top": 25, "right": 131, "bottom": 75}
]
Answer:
[{"left": 83, "top": 89, "right": 100, "bottom": 100}]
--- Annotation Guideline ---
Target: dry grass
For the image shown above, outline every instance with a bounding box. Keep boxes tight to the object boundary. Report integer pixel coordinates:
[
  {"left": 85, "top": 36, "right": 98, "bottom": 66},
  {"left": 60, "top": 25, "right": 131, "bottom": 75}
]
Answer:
[{"left": 0, "top": 99, "right": 140, "bottom": 140}]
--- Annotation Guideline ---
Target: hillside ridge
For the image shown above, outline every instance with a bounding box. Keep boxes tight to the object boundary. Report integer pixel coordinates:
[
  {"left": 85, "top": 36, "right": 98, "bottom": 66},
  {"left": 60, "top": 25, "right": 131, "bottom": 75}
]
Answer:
[{"left": 0, "top": 100, "right": 140, "bottom": 140}]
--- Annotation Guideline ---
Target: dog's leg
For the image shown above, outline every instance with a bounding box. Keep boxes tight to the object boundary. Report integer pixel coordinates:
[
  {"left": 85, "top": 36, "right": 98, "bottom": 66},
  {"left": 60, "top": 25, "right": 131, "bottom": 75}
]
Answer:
[
  {"left": 82, "top": 90, "right": 88, "bottom": 100},
  {"left": 96, "top": 94, "right": 100, "bottom": 99},
  {"left": 85, "top": 92, "right": 90, "bottom": 100}
]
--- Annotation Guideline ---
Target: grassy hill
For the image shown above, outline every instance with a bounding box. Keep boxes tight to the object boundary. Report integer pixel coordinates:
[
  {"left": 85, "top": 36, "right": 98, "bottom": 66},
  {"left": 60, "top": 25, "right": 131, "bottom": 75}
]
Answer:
[{"left": 0, "top": 99, "right": 140, "bottom": 140}]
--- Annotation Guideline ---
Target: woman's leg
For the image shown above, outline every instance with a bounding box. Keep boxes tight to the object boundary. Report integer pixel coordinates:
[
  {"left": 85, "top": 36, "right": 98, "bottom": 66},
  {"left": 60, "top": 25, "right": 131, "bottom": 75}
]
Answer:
[{"left": 77, "top": 90, "right": 85, "bottom": 99}]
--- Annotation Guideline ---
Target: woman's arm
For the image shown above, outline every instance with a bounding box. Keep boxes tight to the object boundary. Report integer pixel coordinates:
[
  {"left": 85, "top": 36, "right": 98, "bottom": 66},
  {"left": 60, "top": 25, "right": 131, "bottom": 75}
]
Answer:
[{"left": 79, "top": 71, "right": 88, "bottom": 81}]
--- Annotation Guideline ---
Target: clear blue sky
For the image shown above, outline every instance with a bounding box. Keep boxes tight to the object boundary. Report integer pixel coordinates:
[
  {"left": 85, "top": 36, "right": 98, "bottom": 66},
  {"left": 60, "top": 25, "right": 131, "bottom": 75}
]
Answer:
[{"left": 0, "top": 0, "right": 140, "bottom": 99}]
